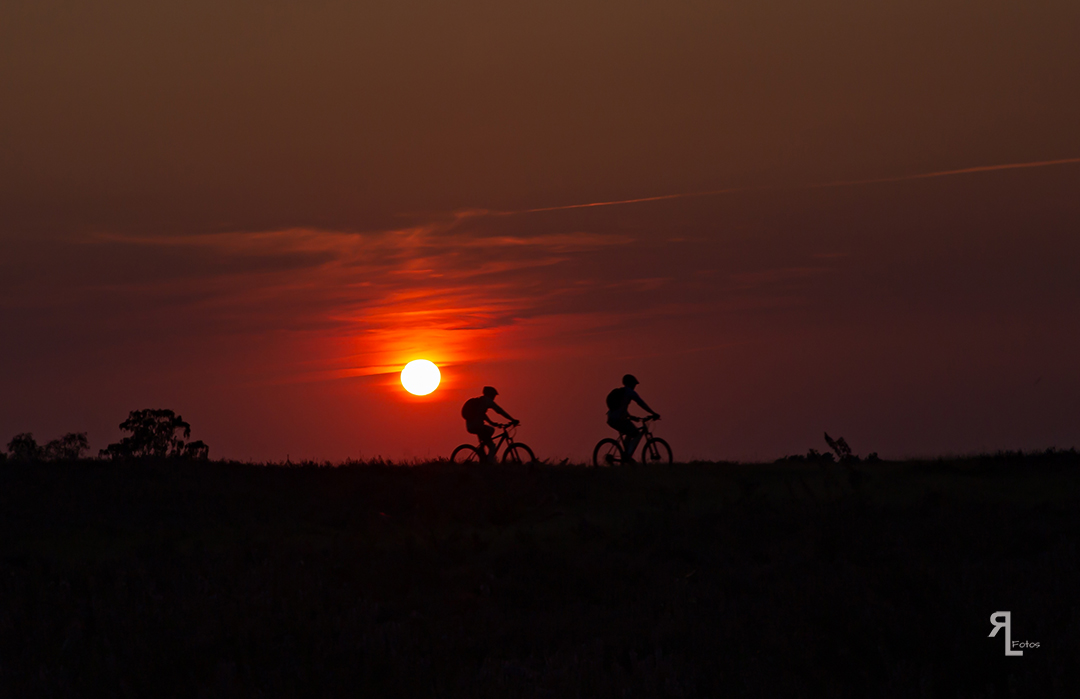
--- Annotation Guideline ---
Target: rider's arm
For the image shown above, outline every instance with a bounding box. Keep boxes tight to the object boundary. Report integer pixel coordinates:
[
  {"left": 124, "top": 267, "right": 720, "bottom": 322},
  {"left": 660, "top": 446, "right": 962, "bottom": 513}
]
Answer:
[
  {"left": 631, "top": 393, "right": 660, "bottom": 418},
  {"left": 491, "top": 402, "right": 516, "bottom": 423}
]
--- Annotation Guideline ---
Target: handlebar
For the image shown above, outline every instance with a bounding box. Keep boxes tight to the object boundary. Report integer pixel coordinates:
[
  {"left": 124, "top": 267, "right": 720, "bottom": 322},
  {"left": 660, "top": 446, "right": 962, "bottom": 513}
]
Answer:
[{"left": 630, "top": 415, "right": 660, "bottom": 423}]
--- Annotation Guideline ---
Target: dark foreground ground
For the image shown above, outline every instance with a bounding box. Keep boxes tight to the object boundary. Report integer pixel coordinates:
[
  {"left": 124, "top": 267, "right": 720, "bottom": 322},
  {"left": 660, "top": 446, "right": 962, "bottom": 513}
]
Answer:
[{"left": 1, "top": 452, "right": 1078, "bottom": 698}]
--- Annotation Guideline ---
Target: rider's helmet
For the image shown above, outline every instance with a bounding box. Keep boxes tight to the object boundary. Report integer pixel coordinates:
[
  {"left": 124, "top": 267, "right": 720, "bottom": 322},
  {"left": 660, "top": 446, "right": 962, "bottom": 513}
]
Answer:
[
  {"left": 622, "top": 374, "right": 639, "bottom": 387},
  {"left": 483, "top": 386, "right": 498, "bottom": 397}
]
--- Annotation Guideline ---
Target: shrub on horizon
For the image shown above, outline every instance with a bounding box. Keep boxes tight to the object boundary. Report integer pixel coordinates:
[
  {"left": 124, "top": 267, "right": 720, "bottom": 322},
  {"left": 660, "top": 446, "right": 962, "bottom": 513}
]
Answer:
[
  {"left": 776, "top": 434, "right": 881, "bottom": 464},
  {"left": 824, "top": 432, "right": 856, "bottom": 462},
  {"left": 99, "top": 409, "right": 210, "bottom": 461},
  {"left": 44, "top": 432, "right": 90, "bottom": 461},
  {"left": 6, "top": 433, "right": 43, "bottom": 462}
]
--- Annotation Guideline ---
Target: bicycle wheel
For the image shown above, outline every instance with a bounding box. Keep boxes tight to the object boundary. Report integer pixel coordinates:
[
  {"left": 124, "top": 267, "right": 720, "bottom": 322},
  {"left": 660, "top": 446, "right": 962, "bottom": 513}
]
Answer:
[
  {"left": 592, "top": 438, "right": 623, "bottom": 467},
  {"left": 450, "top": 444, "right": 481, "bottom": 464},
  {"left": 640, "top": 438, "right": 673, "bottom": 465},
  {"left": 502, "top": 442, "right": 536, "bottom": 464}
]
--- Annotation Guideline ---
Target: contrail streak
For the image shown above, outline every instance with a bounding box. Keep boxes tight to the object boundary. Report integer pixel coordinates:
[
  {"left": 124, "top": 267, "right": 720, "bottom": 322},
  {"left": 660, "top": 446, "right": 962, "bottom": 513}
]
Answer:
[
  {"left": 496, "top": 157, "right": 1080, "bottom": 216},
  {"left": 810, "top": 157, "right": 1080, "bottom": 189},
  {"left": 505, "top": 186, "right": 759, "bottom": 214}
]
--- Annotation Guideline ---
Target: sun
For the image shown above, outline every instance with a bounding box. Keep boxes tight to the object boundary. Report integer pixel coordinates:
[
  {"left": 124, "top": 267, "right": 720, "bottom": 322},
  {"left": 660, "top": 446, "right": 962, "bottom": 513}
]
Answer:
[{"left": 400, "top": 359, "right": 441, "bottom": 396}]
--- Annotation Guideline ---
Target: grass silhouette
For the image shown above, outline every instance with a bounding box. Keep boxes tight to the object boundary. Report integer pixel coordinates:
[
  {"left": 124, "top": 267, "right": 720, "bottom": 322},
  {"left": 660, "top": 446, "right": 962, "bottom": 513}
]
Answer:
[{"left": 1, "top": 452, "right": 1077, "bottom": 696}]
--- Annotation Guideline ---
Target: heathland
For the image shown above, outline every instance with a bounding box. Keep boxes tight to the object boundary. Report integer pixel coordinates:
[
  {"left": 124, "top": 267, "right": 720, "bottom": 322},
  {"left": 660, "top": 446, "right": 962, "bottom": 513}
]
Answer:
[{"left": 1, "top": 452, "right": 1077, "bottom": 697}]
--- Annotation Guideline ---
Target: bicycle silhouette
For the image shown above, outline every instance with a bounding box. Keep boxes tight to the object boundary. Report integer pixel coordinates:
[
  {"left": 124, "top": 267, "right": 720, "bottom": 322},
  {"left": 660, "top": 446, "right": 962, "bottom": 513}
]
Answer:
[
  {"left": 593, "top": 416, "right": 672, "bottom": 466},
  {"left": 451, "top": 422, "right": 536, "bottom": 464}
]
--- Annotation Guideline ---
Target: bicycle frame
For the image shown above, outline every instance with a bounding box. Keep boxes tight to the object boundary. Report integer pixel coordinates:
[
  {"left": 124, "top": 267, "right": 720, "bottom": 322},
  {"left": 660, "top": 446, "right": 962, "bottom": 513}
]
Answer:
[
  {"left": 452, "top": 422, "right": 534, "bottom": 465},
  {"left": 479, "top": 423, "right": 516, "bottom": 458},
  {"left": 618, "top": 416, "right": 655, "bottom": 454},
  {"left": 593, "top": 415, "right": 669, "bottom": 466}
]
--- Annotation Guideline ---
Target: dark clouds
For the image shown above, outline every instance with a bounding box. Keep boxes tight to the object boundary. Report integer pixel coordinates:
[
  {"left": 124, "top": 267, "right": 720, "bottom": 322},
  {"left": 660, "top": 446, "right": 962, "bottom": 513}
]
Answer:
[{"left": 3, "top": 0, "right": 1079, "bottom": 233}]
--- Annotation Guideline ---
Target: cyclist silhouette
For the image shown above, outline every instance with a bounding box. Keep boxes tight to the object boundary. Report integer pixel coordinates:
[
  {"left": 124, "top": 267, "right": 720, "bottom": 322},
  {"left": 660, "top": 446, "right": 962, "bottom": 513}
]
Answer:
[
  {"left": 461, "top": 386, "right": 518, "bottom": 463},
  {"left": 606, "top": 374, "right": 660, "bottom": 461}
]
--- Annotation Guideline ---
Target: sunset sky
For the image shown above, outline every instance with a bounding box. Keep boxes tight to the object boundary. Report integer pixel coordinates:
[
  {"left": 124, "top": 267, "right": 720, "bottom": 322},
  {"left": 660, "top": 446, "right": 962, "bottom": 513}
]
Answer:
[{"left": 3, "top": 0, "right": 1079, "bottom": 461}]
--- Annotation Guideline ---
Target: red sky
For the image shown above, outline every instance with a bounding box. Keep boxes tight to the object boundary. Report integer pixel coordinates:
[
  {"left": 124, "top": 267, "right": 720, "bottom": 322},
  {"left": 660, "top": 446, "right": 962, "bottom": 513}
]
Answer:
[{"left": 2, "top": 0, "right": 1079, "bottom": 461}]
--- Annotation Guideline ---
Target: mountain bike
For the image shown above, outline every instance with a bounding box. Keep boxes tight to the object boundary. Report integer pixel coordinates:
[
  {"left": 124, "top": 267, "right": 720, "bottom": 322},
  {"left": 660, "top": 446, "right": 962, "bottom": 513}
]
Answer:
[
  {"left": 592, "top": 416, "right": 672, "bottom": 466},
  {"left": 451, "top": 422, "right": 536, "bottom": 464}
]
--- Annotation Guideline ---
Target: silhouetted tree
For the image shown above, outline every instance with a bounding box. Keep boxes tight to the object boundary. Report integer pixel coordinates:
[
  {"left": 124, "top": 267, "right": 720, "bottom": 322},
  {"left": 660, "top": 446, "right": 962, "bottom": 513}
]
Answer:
[
  {"left": 7, "top": 433, "right": 43, "bottom": 462},
  {"left": 44, "top": 432, "right": 90, "bottom": 461},
  {"left": 99, "top": 409, "right": 210, "bottom": 460}
]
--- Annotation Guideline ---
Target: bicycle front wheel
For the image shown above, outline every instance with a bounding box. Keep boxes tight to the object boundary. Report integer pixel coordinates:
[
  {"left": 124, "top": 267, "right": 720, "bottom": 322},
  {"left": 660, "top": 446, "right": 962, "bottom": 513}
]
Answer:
[
  {"left": 450, "top": 444, "right": 481, "bottom": 464},
  {"left": 592, "top": 438, "right": 623, "bottom": 467},
  {"left": 640, "top": 438, "right": 672, "bottom": 465},
  {"left": 502, "top": 442, "right": 536, "bottom": 464}
]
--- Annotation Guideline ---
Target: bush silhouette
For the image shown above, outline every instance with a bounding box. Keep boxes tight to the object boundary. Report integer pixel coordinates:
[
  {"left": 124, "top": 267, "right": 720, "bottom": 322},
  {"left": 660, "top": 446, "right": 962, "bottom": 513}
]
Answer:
[
  {"left": 777, "top": 433, "right": 879, "bottom": 463},
  {"left": 44, "top": 432, "right": 90, "bottom": 461},
  {"left": 824, "top": 432, "right": 854, "bottom": 462},
  {"left": 100, "top": 409, "right": 209, "bottom": 460},
  {"left": 6, "top": 433, "right": 42, "bottom": 462}
]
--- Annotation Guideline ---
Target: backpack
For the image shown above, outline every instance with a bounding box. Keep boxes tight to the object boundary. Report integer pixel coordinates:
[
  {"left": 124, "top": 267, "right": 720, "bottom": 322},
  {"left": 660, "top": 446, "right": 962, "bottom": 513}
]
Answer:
[
  {"left": 461, "top": 397, "right": 485, "bottom": 422},
  {"left": 605, "top": 387, "right": 625, "bottom": 412}
]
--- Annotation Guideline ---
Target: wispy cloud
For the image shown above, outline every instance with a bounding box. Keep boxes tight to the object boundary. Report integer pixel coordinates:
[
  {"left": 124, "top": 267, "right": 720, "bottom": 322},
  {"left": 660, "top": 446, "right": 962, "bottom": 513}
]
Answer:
[
  {"left": 483, "top": 157, "right": 1080, "bottom": 216},
  {"left": 73, "top": 224, "right": 640, "bottom": 383}
]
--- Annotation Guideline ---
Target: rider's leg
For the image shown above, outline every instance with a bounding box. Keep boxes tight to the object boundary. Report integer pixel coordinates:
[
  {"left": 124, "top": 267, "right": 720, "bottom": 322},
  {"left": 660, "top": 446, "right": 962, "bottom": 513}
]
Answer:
[
  {"left": 611, "top": 418, "right": 640, "bottom": 461},
  {"left": 608, "top": 417, "right": 632, "bottom": 462},
  {"left": 479, "top": 425, "right": 496, "bottom": 463},
  {"left": 625, "top": 428, "right": 643, "bottom": 460}
]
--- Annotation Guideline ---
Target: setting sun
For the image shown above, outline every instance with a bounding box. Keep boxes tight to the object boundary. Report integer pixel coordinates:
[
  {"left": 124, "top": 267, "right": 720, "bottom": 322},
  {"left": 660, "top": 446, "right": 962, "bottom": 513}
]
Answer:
[{"left": 400, "top": 359, "right": 441, "bottom": 396}]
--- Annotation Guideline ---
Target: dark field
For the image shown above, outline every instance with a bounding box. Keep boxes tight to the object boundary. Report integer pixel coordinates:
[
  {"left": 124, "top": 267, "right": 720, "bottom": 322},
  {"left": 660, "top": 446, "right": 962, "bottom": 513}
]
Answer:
[{"left": 2, "top": 453, "right": 1078, "bottom": 697}]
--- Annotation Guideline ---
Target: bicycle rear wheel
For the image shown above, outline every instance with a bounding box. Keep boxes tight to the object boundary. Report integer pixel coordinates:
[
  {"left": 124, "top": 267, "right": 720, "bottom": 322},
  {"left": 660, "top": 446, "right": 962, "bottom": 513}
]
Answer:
[
  {"left": 592, "top": 438, "right": 623, "bottom": 467},
  {"left": 502, "top": 442, "right": 536, "bottom": 464},
  {"left": 640, "top": 438, "right": 672, "bottom": 465},
  {"left": 450, "top": 444, "right": 481, "bottom": 464}
]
